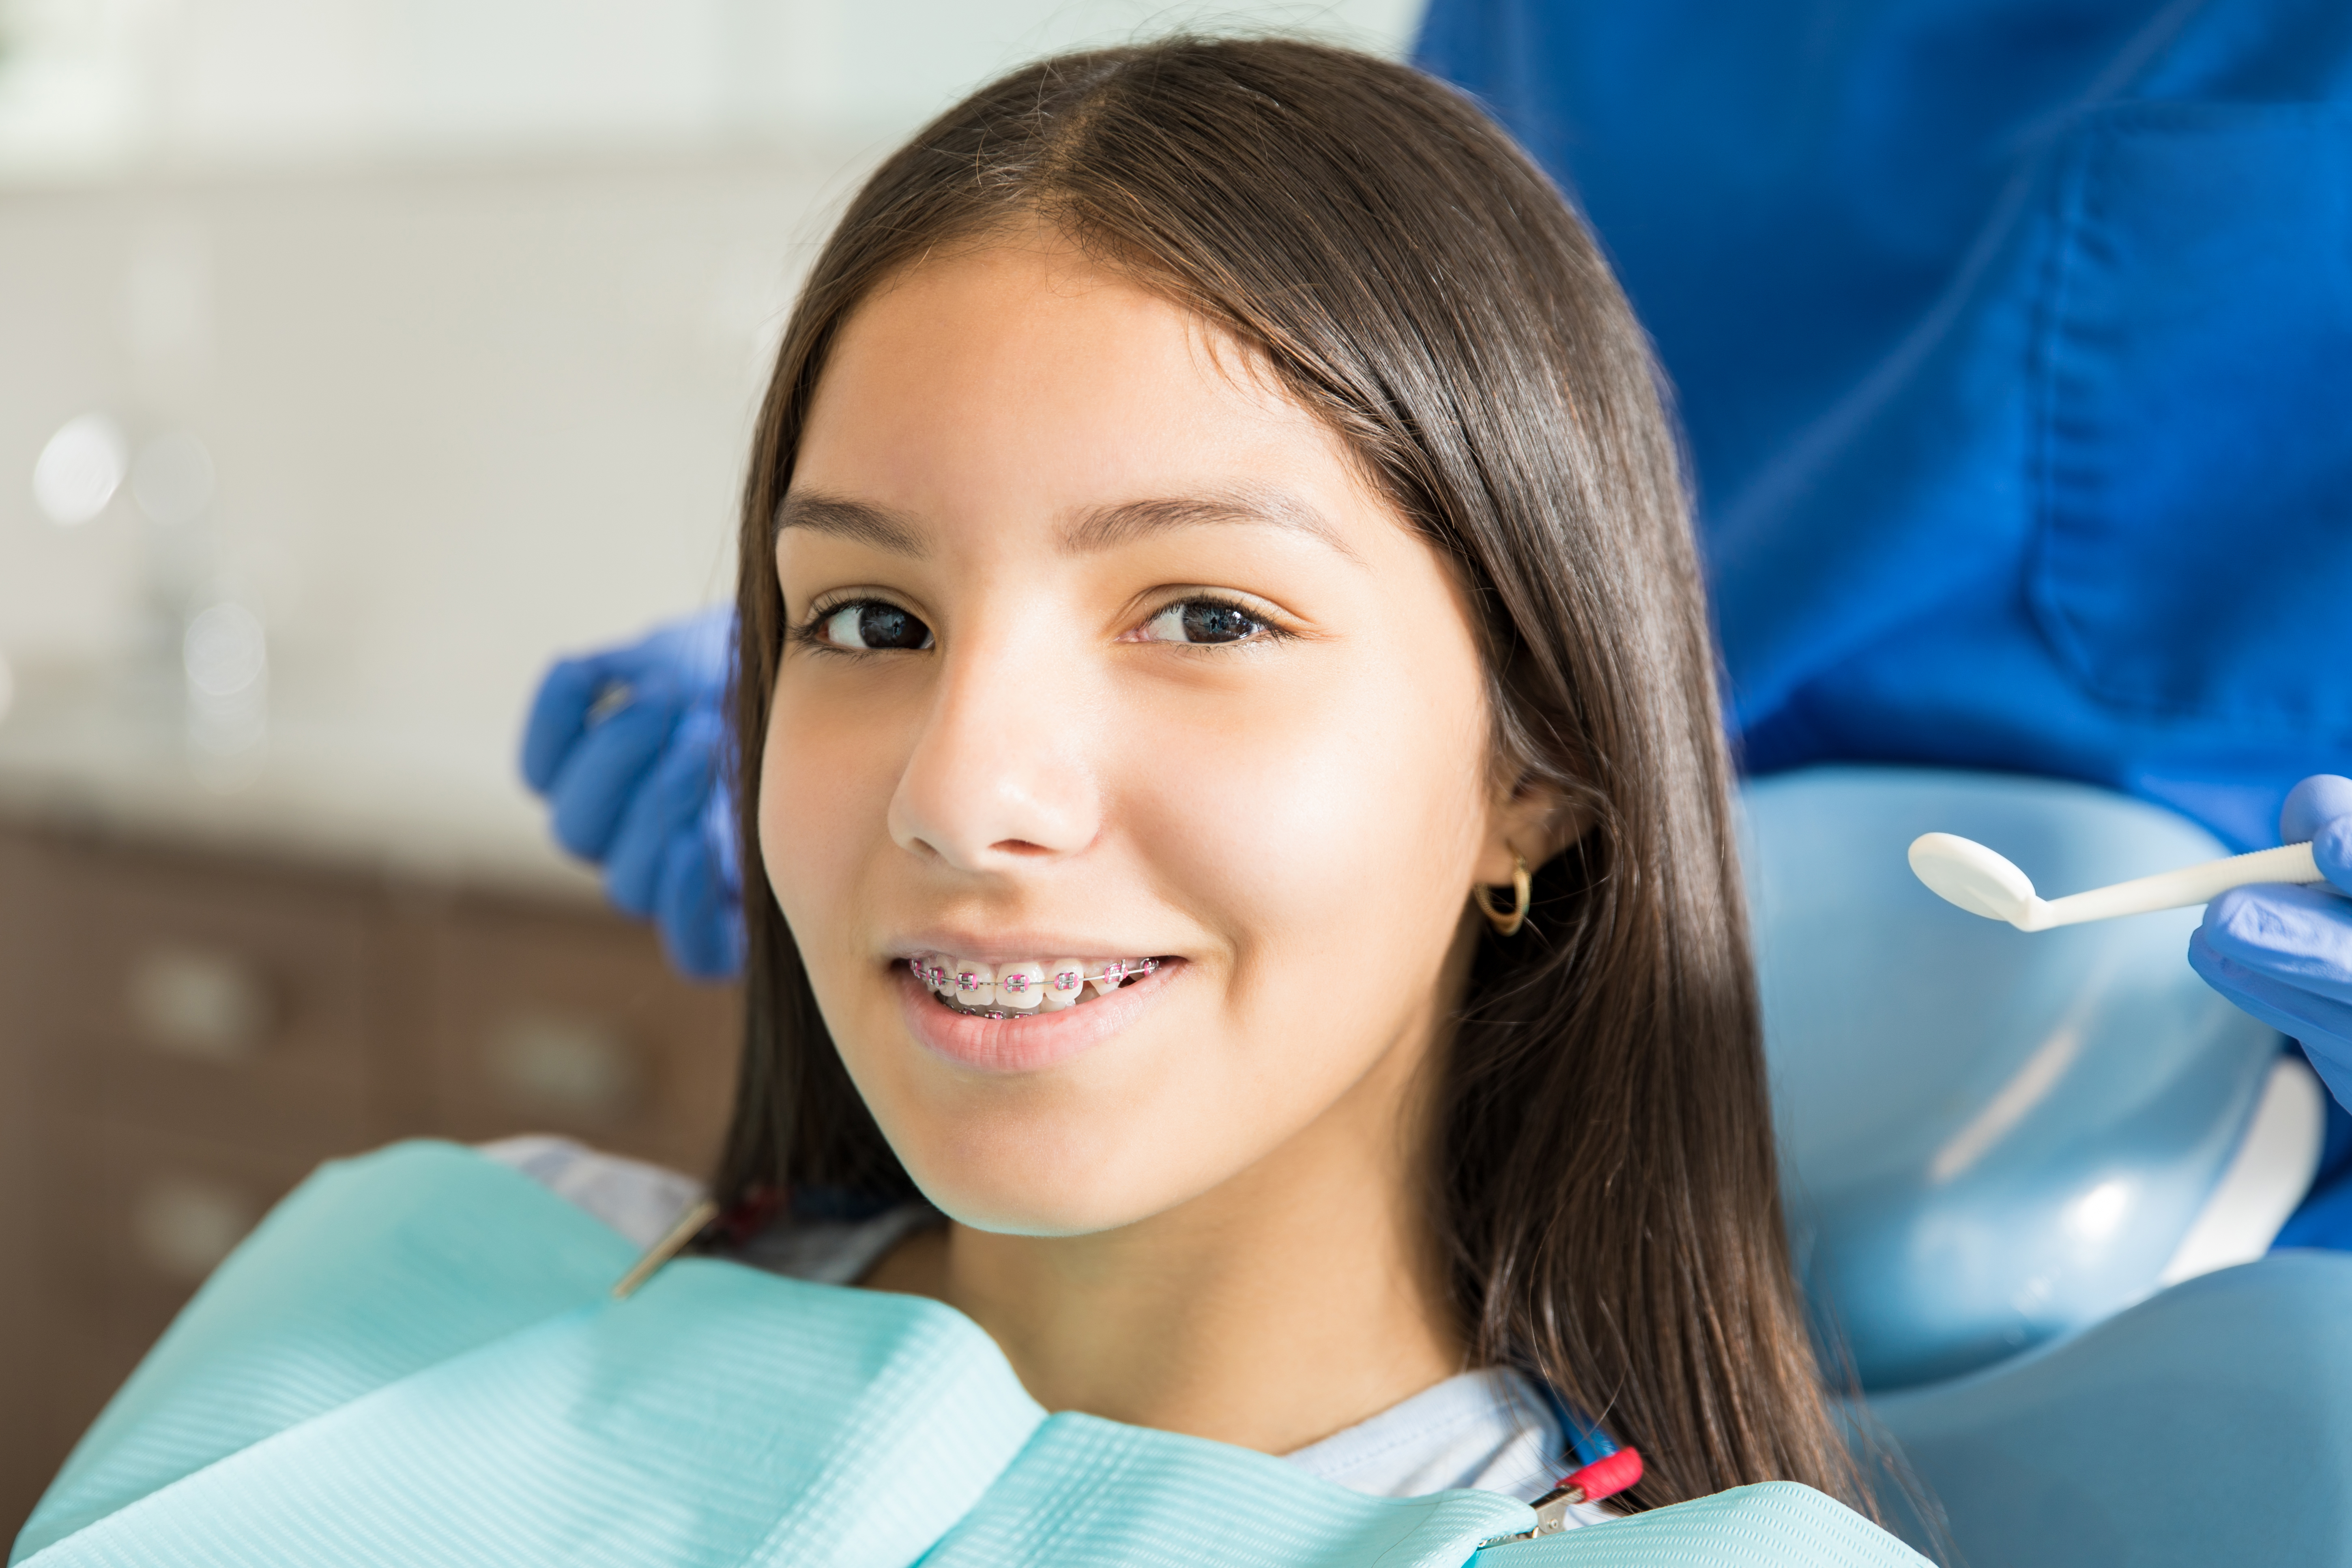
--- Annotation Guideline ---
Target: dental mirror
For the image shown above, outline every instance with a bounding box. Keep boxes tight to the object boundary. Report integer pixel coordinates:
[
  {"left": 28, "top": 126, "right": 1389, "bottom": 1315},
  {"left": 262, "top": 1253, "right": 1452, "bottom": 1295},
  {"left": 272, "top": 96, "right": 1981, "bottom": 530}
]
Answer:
[{"left": 1908, "top": 832, "right": 2325, "bottom": 932}]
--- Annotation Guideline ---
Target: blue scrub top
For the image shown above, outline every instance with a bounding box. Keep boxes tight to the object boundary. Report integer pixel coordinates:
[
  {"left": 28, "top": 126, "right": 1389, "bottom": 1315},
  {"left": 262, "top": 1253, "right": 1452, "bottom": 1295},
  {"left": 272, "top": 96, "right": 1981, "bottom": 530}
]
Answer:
[{"left": 1416, "top": 0, "right": 2352, "bottom": 849}]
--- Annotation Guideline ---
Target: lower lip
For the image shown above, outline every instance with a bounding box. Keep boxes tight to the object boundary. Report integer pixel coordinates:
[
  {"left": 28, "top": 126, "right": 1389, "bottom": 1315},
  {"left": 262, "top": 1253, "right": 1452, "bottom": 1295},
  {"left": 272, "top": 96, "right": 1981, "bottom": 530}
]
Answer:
[{"left": 895, "top": 959, "right": 1181, "bottom": 1074}]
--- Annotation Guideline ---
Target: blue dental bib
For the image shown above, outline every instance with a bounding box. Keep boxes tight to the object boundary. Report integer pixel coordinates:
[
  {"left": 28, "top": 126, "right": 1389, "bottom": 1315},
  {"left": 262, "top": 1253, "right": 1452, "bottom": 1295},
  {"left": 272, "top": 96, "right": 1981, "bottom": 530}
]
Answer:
[{"left": 12, "top": 1143, "right": 1917, "bottom": 1568}]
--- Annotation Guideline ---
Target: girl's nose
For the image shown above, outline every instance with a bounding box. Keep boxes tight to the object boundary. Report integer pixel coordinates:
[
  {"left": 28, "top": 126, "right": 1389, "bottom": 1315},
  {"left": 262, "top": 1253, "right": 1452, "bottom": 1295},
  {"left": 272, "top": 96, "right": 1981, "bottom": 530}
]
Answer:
[{"left": 887, "top": 636, "right": 1100, "bottom": 873}]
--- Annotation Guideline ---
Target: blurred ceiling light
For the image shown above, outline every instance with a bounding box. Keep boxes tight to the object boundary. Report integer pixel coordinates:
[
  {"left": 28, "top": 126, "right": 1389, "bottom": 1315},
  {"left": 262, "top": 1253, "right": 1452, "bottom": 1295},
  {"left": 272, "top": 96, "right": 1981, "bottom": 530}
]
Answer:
[
  {"left": 131, "top": 432, "right": 216, "bottom": 526},
  {"left": 183, "top": 601, "right": 266, "bottom": 698},
  {"left": 32, "top": 412, "right": 129, "bottom": 526}
]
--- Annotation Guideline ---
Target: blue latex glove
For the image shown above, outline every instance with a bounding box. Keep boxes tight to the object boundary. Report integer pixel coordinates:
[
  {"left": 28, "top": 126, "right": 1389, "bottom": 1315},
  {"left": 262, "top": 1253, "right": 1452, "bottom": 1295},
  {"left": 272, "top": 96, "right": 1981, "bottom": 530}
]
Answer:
[
  {"left": 2190, "top": 775, "right": 2352, "bottom": 1108},
  {"left": 520, "top": 607, "right": 743, "bottom": 979}
]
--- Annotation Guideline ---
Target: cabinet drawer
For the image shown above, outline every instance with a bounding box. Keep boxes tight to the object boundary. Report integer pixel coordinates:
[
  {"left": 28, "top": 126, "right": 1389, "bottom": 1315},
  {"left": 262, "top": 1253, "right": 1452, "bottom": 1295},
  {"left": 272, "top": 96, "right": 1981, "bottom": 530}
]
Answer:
[
  {"left": 38, "top": 841, "right": 379, "bottom": 1159},
  {"left": 32, "top": 1118, "right": 316, "bottom": 1486},
  {"left": 425, "top": 898, "right": 739, "bottom": 1177},
  {"left": 50, "top": 1117, "right": 314, "bottom": 1329}
]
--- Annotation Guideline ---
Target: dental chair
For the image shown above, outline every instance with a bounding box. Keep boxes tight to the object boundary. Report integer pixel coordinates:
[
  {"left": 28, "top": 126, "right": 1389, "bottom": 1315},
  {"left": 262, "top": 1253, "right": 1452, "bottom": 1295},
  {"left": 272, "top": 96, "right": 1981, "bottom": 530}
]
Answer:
[{"left": 1745, "top": 768, "right": 2349, "bottom": 1565}]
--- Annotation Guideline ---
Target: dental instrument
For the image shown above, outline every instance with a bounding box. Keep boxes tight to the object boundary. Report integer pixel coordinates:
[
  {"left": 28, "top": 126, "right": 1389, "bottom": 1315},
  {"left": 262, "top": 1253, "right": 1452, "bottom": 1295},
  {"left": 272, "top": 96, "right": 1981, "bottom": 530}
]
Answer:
[{"left": 1909, "top": 833, "right": 2326, "bottom": 932}]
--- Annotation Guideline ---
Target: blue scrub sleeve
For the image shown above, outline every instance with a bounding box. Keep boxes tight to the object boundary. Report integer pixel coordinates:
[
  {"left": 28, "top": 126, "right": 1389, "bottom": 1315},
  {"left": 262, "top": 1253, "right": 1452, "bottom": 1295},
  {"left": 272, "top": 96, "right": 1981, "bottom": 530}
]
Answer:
[{"left": 1415, "top": 0, "right": 2352, "bottom": 849}]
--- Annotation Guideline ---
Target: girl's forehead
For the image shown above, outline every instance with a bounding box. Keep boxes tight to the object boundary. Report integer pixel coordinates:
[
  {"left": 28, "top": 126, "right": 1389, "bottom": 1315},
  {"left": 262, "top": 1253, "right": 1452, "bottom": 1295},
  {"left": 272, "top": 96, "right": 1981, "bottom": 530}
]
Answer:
[{"left": 795, "top": 243, "right": 1357, "bottom": 523}]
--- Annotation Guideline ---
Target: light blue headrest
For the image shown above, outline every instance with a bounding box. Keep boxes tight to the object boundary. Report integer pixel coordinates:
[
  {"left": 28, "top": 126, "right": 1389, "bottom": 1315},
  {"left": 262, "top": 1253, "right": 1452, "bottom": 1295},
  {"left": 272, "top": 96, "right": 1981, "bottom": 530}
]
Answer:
[
  {"left": 1866, "top": 1252, "right": 2352, "bottom": 1565},
  {"left": 1742, "top": 767, "right": 2279, "bottom": 1390}
]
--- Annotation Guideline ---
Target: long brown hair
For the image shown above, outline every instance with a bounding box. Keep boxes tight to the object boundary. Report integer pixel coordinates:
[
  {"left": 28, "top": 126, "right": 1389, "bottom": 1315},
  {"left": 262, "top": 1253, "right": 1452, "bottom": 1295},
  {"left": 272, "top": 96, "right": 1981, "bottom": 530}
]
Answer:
[{"left": 717, "top": 36, "right": 1867, "bottom": 1514}]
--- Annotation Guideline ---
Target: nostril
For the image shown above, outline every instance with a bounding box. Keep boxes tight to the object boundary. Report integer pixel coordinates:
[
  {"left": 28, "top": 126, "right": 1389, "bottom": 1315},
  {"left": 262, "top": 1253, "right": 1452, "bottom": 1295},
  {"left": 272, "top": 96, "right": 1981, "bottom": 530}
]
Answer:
[{"left": 991, "top": 839, "right": 1056, "bottom": 858}]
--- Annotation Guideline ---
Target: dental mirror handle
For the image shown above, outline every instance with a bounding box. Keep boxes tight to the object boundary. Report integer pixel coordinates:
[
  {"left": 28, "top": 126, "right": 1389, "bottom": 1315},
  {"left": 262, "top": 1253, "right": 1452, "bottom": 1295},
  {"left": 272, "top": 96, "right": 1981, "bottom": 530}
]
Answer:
[{"left": 2034, "top": 840, "right": 2322, "bottom": 930}]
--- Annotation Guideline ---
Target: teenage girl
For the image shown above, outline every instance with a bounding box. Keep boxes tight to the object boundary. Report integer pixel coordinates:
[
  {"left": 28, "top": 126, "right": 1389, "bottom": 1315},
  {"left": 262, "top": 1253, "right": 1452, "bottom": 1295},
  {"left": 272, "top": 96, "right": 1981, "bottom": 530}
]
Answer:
[{"left": 496, "top": 35, "right": 1871, "bottom": 1524}]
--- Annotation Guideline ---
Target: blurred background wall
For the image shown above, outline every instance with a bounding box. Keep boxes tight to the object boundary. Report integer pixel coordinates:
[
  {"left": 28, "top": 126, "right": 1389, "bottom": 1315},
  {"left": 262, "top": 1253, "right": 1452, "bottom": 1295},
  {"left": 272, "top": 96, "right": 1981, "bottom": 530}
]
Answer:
[{"left": 0, "top": 0, "right": 1418, "bottom": 1531}]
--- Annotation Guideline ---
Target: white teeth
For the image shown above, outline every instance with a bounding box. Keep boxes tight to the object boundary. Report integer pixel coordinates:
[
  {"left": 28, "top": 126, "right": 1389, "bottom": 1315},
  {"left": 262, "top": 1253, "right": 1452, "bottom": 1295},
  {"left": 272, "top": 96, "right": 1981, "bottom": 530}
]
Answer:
[
  {"left": 994, "top": 960, "right": 1046, "bottom": 1011},
  {"left": 916, "top": 954, "right": 1157, "bottom": 1013},
  {"left": 952, "top": 959, "right": 995, "bottom": 1009},
  {"left": 1039, "top": 960, "right": 1086, "bottom": 1011}
]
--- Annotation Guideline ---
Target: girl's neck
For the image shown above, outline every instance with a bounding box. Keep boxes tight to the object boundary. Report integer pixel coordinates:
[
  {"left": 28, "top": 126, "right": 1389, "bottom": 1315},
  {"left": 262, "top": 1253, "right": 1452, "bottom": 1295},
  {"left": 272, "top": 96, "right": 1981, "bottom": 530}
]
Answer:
[{"left": 861, "top": 1005, "right": 1465, "bottom": 1454}]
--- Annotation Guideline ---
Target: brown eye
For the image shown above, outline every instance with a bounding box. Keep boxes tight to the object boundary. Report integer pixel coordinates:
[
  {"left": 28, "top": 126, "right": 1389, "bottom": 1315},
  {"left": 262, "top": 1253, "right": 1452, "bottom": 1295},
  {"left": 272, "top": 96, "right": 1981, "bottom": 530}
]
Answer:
[
  {"left": 821, "top": 601, "right": 932, "bottom": 651},
  {"left": 1140, "top": 599, "right": 1264, "bottom": 644}
]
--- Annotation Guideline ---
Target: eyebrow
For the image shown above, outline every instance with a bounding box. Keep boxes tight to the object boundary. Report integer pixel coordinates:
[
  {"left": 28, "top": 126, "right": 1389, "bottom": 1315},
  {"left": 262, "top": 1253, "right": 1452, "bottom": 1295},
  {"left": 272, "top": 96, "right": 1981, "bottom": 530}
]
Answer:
[
  {"left": 774, "top": 485, "right": 1362, "bottom": 565},
  {"left": 774, "top": 493, "right": 928, "bottom": 555},
  {"left": 1059, "top": 490, "right": 1364, "bottom": 564}
]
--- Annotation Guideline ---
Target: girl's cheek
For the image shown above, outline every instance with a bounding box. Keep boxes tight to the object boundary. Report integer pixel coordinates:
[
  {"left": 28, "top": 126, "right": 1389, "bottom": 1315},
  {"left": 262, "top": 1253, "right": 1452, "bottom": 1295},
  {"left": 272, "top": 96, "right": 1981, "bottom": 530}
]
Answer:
[
  {"left": 1124, "top": 652, "right": 1488, "bottom": 991},
  {"left": 759, "top": 683, "right": 903, "bottom": 946}
]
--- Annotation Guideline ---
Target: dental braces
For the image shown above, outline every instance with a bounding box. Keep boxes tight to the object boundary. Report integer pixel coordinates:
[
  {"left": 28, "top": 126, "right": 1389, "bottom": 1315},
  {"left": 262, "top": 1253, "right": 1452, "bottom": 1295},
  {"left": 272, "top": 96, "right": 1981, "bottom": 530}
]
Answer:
[{"left": 909, "top": 956, "right": 1161, "bottom": 1018}]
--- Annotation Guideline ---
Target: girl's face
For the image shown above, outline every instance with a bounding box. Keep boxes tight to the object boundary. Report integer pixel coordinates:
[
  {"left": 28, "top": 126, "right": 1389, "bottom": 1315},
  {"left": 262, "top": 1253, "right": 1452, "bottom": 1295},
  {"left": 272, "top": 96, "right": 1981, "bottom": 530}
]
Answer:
[{"left": 764, "top": 236, "right": 1534, "bottom": 1235}]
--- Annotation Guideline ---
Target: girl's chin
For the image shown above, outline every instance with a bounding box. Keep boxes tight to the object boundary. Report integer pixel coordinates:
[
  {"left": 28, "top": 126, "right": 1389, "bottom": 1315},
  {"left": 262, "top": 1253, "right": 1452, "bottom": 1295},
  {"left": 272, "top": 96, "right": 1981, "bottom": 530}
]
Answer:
[{"left": 893, "top": 957, "right": 1184, "bottom": 1075}]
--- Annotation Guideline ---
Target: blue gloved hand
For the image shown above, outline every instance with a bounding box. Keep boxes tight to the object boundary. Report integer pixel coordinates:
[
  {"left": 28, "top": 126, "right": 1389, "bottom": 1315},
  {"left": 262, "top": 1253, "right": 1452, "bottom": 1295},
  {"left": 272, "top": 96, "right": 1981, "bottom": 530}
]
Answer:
[
  {"left": 2190, "top": 775, "right": 2352, "bottom": 1108},
  {"left": 520, "top": 606, "right": 743, "bottom": 979}
]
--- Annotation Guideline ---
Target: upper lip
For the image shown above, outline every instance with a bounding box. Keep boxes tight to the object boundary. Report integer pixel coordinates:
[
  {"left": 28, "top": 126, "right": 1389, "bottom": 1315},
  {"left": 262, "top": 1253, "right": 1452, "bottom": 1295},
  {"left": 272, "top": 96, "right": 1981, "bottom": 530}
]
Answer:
[{"left": 888, "top": 932, "right": 1173, "bottom": 964}]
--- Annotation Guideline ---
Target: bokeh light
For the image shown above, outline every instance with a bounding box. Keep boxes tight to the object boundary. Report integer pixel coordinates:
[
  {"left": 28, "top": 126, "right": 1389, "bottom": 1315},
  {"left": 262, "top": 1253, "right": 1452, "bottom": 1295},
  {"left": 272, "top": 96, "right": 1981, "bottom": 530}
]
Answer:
[
  {"left": 31, "top": 412, "right": 128, "bottom": 526},
  {"left": 181, "top": 602, "right": 266, "bottom": 698}
]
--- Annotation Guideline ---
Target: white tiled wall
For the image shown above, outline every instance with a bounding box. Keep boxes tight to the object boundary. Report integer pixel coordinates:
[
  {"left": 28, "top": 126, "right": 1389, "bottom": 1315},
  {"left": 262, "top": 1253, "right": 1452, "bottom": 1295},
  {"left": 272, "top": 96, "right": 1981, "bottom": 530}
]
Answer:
[
  {"left": 0, "top": 2, "right": 1421, "bottom": 181},
  {"left": 0, "top": 152, "right": 840, "bottom": 739},
  {"left": 0, "top": 0, "right": 1420, "bottom": 863}
]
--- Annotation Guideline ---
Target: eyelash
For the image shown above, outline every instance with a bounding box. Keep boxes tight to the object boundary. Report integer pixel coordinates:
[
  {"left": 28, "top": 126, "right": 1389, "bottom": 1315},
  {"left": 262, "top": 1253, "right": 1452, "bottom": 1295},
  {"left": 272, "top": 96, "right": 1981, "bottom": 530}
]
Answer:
[
  {"left": 790, "top": 597, "right": 926, "bottom": 656},
  {"left": 790, "top": 591, "right": 1296, "bottom": 654},
  {"left": 1129, "top": 592, "right": 1295, "bottom": 649}
]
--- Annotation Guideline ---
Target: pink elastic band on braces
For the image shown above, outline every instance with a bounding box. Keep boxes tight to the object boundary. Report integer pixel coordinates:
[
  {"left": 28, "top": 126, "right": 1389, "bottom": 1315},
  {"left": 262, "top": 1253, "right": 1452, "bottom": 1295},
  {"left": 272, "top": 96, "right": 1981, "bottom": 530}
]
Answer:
[{"left": 910, "top": 956, "right": 1160, "bottom": 997}]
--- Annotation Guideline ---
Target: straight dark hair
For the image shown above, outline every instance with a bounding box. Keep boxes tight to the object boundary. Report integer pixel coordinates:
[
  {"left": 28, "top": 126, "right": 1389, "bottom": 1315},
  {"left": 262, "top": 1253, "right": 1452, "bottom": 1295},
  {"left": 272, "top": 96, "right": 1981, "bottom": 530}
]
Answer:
[{"left": 716, "top": 35, "right": 1869, "bottom": 1514}]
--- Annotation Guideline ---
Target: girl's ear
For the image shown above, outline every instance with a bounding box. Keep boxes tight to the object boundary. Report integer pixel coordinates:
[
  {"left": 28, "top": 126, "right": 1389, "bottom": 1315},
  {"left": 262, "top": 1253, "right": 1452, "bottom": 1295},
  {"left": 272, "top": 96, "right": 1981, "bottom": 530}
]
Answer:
[{"left": 1474, "top": 773, "right": 1593, "bottom": 887}]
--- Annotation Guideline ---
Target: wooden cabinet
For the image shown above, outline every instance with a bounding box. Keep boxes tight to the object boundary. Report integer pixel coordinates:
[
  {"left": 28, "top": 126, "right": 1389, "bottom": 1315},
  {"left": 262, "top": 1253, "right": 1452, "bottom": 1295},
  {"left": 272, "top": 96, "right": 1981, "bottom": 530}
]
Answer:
[
  {"left": 421, "top": 899, "right": 741, "bottom": 1173},
  {"left": 0, "top": 821, "right": 741, "bottom": 1534},
  {"left": 44, "top": 844, "right": 383, "bottom": 1162}
]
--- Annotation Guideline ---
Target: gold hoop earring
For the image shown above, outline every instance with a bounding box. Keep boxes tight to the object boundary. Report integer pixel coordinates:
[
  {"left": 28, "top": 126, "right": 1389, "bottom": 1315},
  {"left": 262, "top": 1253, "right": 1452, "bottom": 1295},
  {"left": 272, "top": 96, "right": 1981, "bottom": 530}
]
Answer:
[{"left": 1475, "top": 853, "right": 1531, "bottom": 937}]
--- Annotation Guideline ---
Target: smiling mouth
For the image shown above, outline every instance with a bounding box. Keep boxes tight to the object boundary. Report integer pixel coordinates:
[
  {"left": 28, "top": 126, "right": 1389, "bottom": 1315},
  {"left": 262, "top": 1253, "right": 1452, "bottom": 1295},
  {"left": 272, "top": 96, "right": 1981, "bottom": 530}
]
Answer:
[{"left": 906, "top": 954, "right": 1163, "bottom": 1020}]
